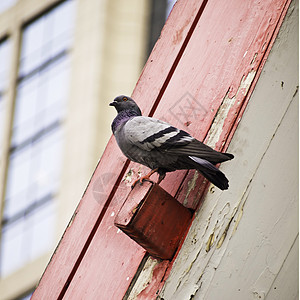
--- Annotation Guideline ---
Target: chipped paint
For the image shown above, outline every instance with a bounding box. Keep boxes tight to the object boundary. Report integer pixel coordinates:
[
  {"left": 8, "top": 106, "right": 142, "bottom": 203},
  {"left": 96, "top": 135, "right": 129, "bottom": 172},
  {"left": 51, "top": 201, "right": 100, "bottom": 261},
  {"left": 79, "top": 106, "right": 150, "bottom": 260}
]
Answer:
[
  {"left": 206, "top": 232, "right": 215, "bottom": 252},
  {"left": 126, "top": 257, "right": 160, "bottom": 300},
  {"left": 123, "top": 167, "right": 144, "bottom": 186},
  {"left": 231, "top": 200, "right": 246, "bottom": 236},
  {"left": 206, "top": 70, "right": 256, "bottom": 149},
  {"left": 250, "top": 52, "right": 258, "bottom": 65},
  {"left": 183, "top": 171, "right": 199, "bottom": 206},
  {"left": 216, "top": 216, "right": 233, "bottom": 249},
  {"left": 123, "top": 168, "right": 134, "bottom": 183}
]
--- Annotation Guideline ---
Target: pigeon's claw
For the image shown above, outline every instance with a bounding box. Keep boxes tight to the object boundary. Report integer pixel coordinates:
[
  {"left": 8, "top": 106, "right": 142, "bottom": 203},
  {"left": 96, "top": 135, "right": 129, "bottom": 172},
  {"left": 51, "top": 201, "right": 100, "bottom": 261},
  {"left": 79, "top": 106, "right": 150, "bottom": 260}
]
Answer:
[{"left": 131, "top": 168, "right": 158, "bottom": 189}]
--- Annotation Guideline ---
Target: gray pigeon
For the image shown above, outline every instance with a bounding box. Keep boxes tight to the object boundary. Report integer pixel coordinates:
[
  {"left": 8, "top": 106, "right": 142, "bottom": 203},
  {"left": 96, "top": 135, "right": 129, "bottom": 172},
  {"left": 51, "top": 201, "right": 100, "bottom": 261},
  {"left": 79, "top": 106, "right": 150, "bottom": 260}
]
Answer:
[{"left": 110, "top": 95, "right": 234, "bottom": 190}]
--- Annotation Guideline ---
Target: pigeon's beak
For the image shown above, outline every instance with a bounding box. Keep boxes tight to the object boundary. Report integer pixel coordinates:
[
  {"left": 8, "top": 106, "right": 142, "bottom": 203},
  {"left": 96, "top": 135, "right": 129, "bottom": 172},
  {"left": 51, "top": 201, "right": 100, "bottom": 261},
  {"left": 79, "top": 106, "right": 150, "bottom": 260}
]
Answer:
[{"left": 109, "top": 101, "right": 116, "bottom": 107}]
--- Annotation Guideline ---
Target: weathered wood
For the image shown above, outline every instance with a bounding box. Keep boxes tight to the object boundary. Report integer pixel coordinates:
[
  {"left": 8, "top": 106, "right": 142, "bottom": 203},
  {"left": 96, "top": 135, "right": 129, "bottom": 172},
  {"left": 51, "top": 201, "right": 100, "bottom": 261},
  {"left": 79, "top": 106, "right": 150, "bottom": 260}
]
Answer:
[
  {"left": 32, "top": 1, "right": 208, "bottom": 298},
  {"left": 32, "top": 0, "right": 293, "bottom": 298},
  {"left": 115, "top": 183, "right": 192, "bottom": 260},
  {"left": 160, "top": 1, "right": 298, "bottom": 297},
  {"left": 123, "top": 0, "right": 293, "bottom": 297}
]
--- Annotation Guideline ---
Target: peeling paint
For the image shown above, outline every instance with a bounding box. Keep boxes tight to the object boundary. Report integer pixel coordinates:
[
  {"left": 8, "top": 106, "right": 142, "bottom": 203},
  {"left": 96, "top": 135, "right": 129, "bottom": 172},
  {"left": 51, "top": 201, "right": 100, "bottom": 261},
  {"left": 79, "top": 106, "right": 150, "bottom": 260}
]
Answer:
[
  {"left": 251, "top": 52, "right": 258, "bottom": 64},
  {"left": 206, "top": 70, "right": 256, "bottom": 148},
  {"left": 231, "top": 200, "right": 246, "bottom": 236},
  {"left": 126, "top": 258, "right": 160, "bottom": 300},
  {"left": 158, "top": 2, "right": 297, "bottom": 298},
  {"left": 206, "top": 232, "right": 215, "bottom": 252},
  {"left": 183, "top": 171, "right": 199, "bottom": 206},
  {"left": 123, "top": 169, "right": 134, "bottom": 183},
  {"left": 216, "top": 217, "right": 233, "bottom": 249}
]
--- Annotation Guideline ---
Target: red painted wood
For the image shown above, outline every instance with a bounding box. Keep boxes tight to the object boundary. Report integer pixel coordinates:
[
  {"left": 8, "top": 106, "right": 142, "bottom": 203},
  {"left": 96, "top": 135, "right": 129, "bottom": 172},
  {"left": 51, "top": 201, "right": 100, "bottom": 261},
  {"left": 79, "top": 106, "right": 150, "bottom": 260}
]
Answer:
[
  {"left": 136, "top": 1, "right": 292, "bottom": 297},
  {"left": 114, "top": 182, "right": 153, "bottom": 227},
  {"left": 63, "top": 0, "right": 289, "bottom": 297},
  {"left": 32, "top": 0, "right": 290, "bottom": 299},
  {"left": 115, "top": 183, "right": 192, "bottom": 259},
  {"left": 32, "top": 1, "right": 207, "bottom": 299}
]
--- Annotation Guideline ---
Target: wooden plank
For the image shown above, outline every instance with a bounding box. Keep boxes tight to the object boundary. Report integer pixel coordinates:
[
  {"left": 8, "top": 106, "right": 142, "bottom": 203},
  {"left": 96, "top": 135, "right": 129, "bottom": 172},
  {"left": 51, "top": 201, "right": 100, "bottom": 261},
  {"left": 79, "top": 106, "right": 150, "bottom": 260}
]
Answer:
[
  {"left": 32, "top": 1, "right": 208, "bottom": 299},
  {"left": 266, "top": 236, "right": 299, "bottom": 300},
  {"left": 62, "top": 0, "right": 291, "bottom": 299},
  {"left": 115, "top": 183, "right": 192, "bottom": 259},
  {"left": 123, "top": 0, "right": 294, "bottom": 298},
  {"left": 156, "top": 0, "right": 291, "bottom": 199},
  {"left": 159, "top": 0, "right": 298, "bottom": 296},
  {"left": 202, "top": 86, "right": 299, "bottom": 300}
]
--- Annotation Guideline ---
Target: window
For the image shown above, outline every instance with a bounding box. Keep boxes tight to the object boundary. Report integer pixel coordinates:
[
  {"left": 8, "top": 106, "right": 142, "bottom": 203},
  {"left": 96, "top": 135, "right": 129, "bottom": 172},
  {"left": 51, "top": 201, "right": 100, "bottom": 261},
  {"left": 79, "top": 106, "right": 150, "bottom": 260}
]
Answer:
[
  {"left": 0, "top": 0, "right": 75, "bottom": 277},
  {"left": 0, "top": 37, "right": 11, "bottom": 151}
]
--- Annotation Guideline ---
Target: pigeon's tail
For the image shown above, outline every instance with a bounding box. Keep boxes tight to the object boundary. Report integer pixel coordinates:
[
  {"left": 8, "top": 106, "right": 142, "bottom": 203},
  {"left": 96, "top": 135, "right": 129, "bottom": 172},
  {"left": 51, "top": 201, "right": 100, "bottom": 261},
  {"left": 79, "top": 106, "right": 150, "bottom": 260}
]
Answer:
[{"left": 188, "top": 156, "right": 230, "bottom": 190}]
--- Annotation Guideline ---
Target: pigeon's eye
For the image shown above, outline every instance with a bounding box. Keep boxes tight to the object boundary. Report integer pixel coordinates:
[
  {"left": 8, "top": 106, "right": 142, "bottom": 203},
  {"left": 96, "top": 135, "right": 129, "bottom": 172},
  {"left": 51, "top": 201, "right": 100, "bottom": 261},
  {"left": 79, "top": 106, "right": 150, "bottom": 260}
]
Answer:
[{"left": 122, "top": 97, "right": 128, "bottom": 101}]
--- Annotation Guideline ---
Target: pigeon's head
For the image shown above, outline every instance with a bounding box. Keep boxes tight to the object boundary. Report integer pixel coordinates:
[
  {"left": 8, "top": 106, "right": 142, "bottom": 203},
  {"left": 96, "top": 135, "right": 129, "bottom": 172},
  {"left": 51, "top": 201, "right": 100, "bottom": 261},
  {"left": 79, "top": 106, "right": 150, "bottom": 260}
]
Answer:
[{"left": 109, "top": 95, "right": 142, "bottom": 115}]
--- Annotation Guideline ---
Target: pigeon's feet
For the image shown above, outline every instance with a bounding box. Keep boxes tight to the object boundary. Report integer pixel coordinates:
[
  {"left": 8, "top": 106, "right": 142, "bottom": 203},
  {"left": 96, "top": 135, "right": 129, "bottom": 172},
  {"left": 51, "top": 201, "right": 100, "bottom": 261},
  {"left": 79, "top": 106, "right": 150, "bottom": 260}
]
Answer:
[
  {"left": 131, "top": 169, "right": 158, "bottom": 189},
  {"left": 157, "top": 172, "right": 166, "bottom": 185}
]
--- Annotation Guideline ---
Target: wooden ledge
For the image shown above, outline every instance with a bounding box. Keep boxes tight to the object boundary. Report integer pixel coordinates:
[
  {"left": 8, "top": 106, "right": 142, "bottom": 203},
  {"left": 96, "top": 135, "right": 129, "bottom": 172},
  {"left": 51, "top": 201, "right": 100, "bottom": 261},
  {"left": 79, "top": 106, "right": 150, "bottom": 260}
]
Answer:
[{"left": 114, "top": 182, "right": 192, "bottom": 260}]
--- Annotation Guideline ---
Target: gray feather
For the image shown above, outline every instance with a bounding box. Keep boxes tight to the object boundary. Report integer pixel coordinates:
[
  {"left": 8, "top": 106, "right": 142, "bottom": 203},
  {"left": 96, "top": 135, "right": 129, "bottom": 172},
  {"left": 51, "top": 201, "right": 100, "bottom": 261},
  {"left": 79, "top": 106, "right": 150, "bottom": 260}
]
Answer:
[{"left": 110, "top": 95, "right": 234, "bottom": 190}]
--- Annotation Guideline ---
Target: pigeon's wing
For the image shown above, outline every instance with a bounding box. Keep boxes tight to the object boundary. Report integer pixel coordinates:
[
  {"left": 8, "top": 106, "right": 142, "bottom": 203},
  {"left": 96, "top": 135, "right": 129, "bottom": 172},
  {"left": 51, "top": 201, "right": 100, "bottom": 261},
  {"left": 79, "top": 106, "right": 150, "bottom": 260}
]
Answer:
[
  {"left": 123, "top": 116, "right": 194, "bottom": 151},
  {"left": 166, "top": 139, "right": 234, "bottom": 163},
  {"left": 122, "top": 116, "right": 233, "bottom": 190},
  {"left": 124, "top": 116, "right": 233, "bottom": 164}
]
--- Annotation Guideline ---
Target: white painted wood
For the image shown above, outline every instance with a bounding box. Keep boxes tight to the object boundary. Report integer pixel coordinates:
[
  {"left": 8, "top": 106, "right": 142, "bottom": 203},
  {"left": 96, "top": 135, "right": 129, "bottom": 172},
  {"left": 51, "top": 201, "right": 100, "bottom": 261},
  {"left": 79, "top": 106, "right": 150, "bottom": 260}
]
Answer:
[
  {"left": 266, "top": 235, "right": 299, "bottom": 300},
  {"left": 159, "top": 0, "right": 299, "bottom": 299}
]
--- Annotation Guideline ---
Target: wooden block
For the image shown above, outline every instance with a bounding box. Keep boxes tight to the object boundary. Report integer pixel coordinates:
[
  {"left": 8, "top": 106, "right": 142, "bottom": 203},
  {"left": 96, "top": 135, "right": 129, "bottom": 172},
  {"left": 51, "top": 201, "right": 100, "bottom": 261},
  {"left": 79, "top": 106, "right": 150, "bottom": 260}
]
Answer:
[{"left": 114, "top": 182, "right": 192, "bottom": 260}]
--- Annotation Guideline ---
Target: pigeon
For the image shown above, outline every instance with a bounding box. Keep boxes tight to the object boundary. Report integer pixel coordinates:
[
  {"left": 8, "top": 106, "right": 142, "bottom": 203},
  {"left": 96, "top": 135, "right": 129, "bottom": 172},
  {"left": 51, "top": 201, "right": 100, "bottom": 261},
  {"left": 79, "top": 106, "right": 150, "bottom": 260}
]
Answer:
[{"left": 109, "top": 95, "right": 234, "bottom": 190}]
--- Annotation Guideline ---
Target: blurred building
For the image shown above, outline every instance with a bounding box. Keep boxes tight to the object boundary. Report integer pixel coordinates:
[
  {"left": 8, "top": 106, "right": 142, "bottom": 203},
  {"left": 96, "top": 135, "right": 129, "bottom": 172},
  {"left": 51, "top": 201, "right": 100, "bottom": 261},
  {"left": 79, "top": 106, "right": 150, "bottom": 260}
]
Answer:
[{"left": 0, "top": 0, "right": 175, "bottom": 299}]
